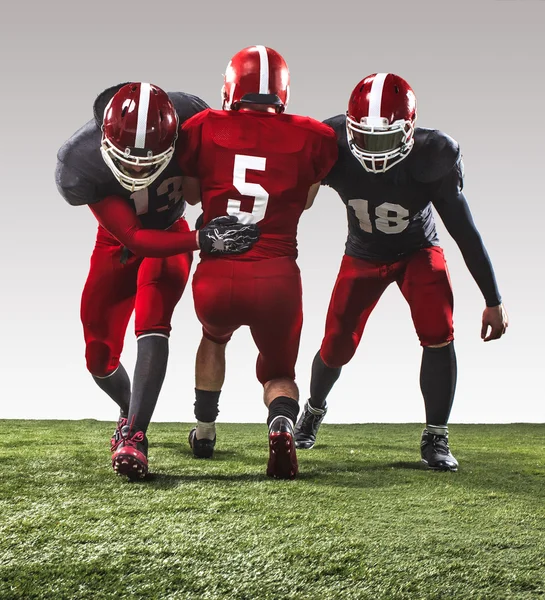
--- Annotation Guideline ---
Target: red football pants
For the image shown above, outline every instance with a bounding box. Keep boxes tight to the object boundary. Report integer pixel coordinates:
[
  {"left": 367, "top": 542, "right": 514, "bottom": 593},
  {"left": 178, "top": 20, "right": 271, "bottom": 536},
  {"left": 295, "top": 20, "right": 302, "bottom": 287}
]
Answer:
[
  {"left": 81, "top": 219, "right": 192, "bottom": 377},
  {"left": 192, "top": 256, "right": 303, "bottom": 384},
  {"left": 320, "top": 247, "right": 454, "bottom": 368}
]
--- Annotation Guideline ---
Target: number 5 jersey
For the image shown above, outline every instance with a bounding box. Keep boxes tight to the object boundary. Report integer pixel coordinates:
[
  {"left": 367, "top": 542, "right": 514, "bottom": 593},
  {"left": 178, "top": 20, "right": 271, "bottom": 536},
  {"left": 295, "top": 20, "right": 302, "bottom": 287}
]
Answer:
[{"left": 177, "top": 108, "right": 338, "bottom": 261}]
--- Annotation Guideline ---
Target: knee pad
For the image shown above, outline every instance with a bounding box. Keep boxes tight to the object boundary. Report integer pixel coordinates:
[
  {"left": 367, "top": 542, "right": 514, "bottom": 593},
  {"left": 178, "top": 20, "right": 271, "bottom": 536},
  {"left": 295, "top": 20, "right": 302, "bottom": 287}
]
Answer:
[
  {"left": 85, "top": 341, "right": 119, "bottom": 377},
  {"left": 320, "top": 334, "right": 356, "bottom": 369}
]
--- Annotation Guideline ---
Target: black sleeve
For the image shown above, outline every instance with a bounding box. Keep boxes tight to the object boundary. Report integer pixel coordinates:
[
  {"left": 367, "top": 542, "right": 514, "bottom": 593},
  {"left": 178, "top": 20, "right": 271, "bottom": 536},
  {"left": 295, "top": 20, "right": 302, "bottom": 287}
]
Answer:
[{"left": 432, "top": 157, "right": 502, "bottom": 307}]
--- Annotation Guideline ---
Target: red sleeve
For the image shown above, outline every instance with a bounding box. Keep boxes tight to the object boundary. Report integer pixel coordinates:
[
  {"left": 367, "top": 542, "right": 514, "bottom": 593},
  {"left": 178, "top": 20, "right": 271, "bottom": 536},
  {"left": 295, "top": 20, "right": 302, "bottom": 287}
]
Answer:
[
  {"left": 89, "top": 195, "right": 199, "bottom": 257},
  {"left": 177, "top": 110, "right": 207, "bottom": 176},
  {"left": 312, "top": 125, "right": 338, "bottom": 183}
]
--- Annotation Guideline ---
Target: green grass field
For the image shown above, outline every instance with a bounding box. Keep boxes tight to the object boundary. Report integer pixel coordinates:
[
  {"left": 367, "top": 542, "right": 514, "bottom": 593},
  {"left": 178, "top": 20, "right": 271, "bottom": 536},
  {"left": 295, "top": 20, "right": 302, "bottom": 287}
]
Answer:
[{"left": 1, "top": 421, "right": 544, "bottom": 600}]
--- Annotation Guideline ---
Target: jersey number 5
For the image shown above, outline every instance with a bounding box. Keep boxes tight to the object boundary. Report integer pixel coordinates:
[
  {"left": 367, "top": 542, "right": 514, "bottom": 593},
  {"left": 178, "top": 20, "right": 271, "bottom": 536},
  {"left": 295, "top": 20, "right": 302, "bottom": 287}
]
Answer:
[
  {"left": 348, "top": 199, "right": 409, "bottom": 234},
  {"left": 227, "top": 155, "right": 269, "bottom": 224}
]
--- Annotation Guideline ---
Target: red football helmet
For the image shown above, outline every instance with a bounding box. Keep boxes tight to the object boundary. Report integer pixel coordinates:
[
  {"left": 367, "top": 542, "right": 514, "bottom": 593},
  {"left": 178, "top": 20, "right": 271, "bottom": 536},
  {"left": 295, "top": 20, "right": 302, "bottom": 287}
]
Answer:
[
  {"left": 101, "top": 82, "right": 179, "bottom": 192},
  {"left": 221, "top": 46, "right": 290, "bottom": 113},
  {"left": 346, "top": 73, "right": 417, "bottom": 173}
]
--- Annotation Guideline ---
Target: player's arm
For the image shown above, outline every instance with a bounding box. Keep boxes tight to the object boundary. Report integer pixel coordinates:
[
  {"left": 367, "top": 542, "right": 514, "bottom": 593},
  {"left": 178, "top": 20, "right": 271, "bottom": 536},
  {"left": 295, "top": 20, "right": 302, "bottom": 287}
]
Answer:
[
  {"left": 432, "top": 158, "right": 508, "bottom": 341},
  {"left": 305, "top": 182, "right": 322, "bottom": 210},
  {"left": 181, "top": 176, "right": 201, "bottom": 206},
  {"left": 90, "top": 195, "right": 260, "bottom": 257},
  {"left": 304, "top": 124, "right": 339, "bottom": 210},
  {"left": 56, "top": 157, "right": 198, "bottom": 256},
  {"left": 90, "top": 195, "right": 200, "bottom": 256}
]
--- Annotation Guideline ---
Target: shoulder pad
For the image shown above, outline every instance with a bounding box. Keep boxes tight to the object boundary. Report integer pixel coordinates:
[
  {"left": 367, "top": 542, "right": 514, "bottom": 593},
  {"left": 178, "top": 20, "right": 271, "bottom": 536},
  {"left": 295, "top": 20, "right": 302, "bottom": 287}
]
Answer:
[
  {"left": 167, "top": 92, "right": 210, "bottom": 124},
  {"left": 56, "top": 120, "right": 111, "bottom": 206},
  {"left": 323, "top": 114, "right": 346, "bottom": 135},
  {"left": 409, "top": 128, "right": 461, "bottom": 183},
  {"left": 286, "top": 114, "right": 337, "bottom": 139}
]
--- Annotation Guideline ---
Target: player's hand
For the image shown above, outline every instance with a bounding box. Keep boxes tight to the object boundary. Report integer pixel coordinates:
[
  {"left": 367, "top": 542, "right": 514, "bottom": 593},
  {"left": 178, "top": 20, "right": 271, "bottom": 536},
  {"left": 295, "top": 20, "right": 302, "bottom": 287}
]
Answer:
[
  {"left": 198, "top": 215, "right": 260, "bottom": 255},
  {"left": 481, "top": 303, "right": 509, "bottom": 342}
]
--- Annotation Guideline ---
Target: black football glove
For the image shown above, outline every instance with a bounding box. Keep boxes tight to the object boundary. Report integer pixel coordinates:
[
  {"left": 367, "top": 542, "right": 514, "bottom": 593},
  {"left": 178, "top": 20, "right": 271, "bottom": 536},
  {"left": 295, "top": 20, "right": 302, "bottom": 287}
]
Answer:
[{"left": 198, "top": 215, "right": 260, "bottom": 255}]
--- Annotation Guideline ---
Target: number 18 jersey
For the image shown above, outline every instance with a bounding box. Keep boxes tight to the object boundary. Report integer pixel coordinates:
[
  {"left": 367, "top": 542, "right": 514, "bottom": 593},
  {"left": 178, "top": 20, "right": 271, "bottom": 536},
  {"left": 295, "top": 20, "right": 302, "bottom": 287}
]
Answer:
[
  {"left": 323, "top": 114, "right": 464, "bottom": 263},
  {"left": 178, "top": 109, "right": 338, "bottom": 260}
]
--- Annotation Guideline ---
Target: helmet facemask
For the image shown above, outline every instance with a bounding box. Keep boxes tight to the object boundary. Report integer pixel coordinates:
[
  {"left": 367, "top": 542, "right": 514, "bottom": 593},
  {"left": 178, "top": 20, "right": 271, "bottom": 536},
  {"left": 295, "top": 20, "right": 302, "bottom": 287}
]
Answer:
[
  {"left": 346, "top": 115, "right": 415, "bottom": 174},
  {"left": 100, "top": 136, "right": 175, "bottom": 192}
]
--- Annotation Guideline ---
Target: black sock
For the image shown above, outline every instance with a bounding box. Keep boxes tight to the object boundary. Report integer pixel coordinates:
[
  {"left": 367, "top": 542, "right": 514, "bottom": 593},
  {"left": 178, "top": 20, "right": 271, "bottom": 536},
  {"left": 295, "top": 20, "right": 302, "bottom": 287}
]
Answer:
[
  {"left": 127, "top": 335, "right": 169, "bottom": 433},
  {"left": 92, "top": 363, "right": 131, "bottom": 417},
  {"left": 420, "top": 343, "right": 457, "bottom": 428},
  {"left": 194, "top": 389, "right": 221, "bottom": 423},
  {"left": 309, "top": 351, "right": 342, "bottom": 410},
  {"left": 267, "top": 396, "right": 299, "bottom": 427}
]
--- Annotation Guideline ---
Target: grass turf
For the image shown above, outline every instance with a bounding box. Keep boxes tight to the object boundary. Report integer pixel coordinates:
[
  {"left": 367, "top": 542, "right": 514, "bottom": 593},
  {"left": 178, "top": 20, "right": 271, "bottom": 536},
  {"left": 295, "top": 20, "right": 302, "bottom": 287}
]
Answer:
[{"left": 1, "top": 421, "right": 544, "bottom": 599}]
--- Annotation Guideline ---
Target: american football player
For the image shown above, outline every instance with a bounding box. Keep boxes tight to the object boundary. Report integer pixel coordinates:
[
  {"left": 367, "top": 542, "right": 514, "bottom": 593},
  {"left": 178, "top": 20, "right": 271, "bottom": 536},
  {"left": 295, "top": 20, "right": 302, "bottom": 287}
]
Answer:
[
  {"left": 55, "top": 82, "right": 260, "bottom": 479},
  {"left": 294, "top": 73, "right": 508, "bottom": 471},
  {"left": 177, "top": 46, "right": 338, "bottom": 479}
]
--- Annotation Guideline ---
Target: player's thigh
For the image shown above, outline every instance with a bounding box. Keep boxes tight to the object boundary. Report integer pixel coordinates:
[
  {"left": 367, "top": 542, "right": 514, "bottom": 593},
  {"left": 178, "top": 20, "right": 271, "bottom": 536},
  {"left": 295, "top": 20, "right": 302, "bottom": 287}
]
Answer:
[
  {"left": 249, "top": 258, "right": 303, "bottom": 382},
  {"left": 397, "top": 246, "right": 454, "bottom": 345},
  {"left": 192, "top": 260, "right": 240, "bottom": 342},
  {"left": 80, "top": 237, "right": 139, "bottom": 345},
  {"left": 134, "top": 251, "right": 193, "bottom": 336},
  {"left": 324, "top": 255, "right": 390, "bottom": 339}
]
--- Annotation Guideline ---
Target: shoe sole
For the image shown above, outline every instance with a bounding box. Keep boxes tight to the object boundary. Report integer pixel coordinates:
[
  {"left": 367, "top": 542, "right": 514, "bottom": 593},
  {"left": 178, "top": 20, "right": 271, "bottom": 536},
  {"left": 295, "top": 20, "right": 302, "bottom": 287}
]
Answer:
[
  {"left": 267, "top": 431, "right": 298, "bottom": 480},
  {"left": 421, "top": 459, "right": 458, "bottom": 472},
  {"left": 295, "top": 440, "right": 315, "bottom": 450},
  {"left": 112, "top": 448, "right": 148, "bottom": 479}
]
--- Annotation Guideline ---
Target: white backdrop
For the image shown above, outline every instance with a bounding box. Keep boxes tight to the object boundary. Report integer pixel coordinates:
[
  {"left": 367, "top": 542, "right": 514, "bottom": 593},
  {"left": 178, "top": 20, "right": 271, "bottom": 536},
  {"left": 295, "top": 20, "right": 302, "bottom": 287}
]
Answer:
[{"left": 0, "top": 0, "right": 543, "bottom": 423}]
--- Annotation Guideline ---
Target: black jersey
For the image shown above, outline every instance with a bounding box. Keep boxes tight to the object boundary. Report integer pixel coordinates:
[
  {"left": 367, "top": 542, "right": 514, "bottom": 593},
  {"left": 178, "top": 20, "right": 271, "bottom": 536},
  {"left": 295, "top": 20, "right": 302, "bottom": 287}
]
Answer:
[
  {"left": 323, "top": 114, "right": 463, "bottom": 262},
  {"left": 55, "top": 91, "right": 209, "bottom": 230},
  {"left": 323, "top": 114, "right": 502, "bottom": 306}
]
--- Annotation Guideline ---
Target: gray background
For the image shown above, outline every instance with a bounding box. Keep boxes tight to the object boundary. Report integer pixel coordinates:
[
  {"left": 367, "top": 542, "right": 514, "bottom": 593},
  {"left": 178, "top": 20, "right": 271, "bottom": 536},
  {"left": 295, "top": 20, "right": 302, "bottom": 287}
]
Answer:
[{"left": 1, "top": 0, "right": 543, "bottom": 423}]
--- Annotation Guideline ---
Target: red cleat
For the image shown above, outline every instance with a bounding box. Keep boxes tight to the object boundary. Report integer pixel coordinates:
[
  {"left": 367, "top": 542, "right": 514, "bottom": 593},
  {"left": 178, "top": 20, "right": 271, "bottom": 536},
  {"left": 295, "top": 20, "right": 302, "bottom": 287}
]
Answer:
[
  {"left": 111, "top": 425, "right": 148, "bottom": 479},
  {"left": 266, "top": 416, "right": 298, "bottom": 480}
]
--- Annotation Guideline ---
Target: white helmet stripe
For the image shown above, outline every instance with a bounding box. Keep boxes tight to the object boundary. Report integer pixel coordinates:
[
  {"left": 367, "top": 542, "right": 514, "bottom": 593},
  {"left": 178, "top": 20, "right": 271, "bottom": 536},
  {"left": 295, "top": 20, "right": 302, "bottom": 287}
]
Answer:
[
  {"left": 135, "top": 82, "right": 151, "bottom": 148},
  {"left": 255, "top": 45, "right": 269, "bottom": 94},
  {"left": 368, "top": 73, "right": 388, "bottom": 117}
]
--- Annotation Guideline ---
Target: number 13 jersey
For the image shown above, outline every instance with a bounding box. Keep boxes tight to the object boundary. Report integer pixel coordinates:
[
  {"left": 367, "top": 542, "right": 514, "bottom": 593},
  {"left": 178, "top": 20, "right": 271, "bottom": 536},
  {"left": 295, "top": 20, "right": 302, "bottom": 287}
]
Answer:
[
  {"left": 56, "top": 92, "right": 209, "bottom": 231},
  {"left": 177, "top": 109, "right": 338, "bottom": 260}
]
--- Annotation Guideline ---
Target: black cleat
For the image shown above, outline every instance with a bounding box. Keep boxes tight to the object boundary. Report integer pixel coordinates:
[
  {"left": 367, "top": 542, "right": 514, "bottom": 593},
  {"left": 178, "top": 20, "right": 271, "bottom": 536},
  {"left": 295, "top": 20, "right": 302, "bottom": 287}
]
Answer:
[
  {"left": 188, "top": 427, "right": 216, "bottom": 459},
  {"left": 294, "top": 401, "right": 327, "bottom": 449},
  {"left": 420, "top": 429, "right": 459, "bottom": 472},
  {"left": 267, "top": 416, "right": 298, "bottom": 479}
]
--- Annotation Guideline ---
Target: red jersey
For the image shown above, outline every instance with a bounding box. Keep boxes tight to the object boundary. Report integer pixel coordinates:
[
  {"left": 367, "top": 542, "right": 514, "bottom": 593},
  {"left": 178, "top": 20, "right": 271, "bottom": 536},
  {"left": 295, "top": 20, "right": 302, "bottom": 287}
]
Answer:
[{"left": 178, "top": 109, "right": 338, "bottom": 260}]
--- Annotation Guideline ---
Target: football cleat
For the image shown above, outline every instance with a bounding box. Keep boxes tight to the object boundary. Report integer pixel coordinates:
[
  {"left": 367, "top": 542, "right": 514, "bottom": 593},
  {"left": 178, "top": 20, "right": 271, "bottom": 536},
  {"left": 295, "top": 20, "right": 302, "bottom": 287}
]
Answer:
[
  {"left": 420, "top": 429, "right": 459, "bottom": 472},
  {"left": 111, "top": 425, "right": 149, "bottom": 479},
  {"left": 110, "top": 416, "right": 128, "bottom": 453},
  {"left": 267, "top": 416, "right": 298, "bottom": 480},
  {"left": 188, "top": 427, "right": 216, "bottom": 459},
  {"left": 294, "top": 401, "right": 327, "bottom": 449}
]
